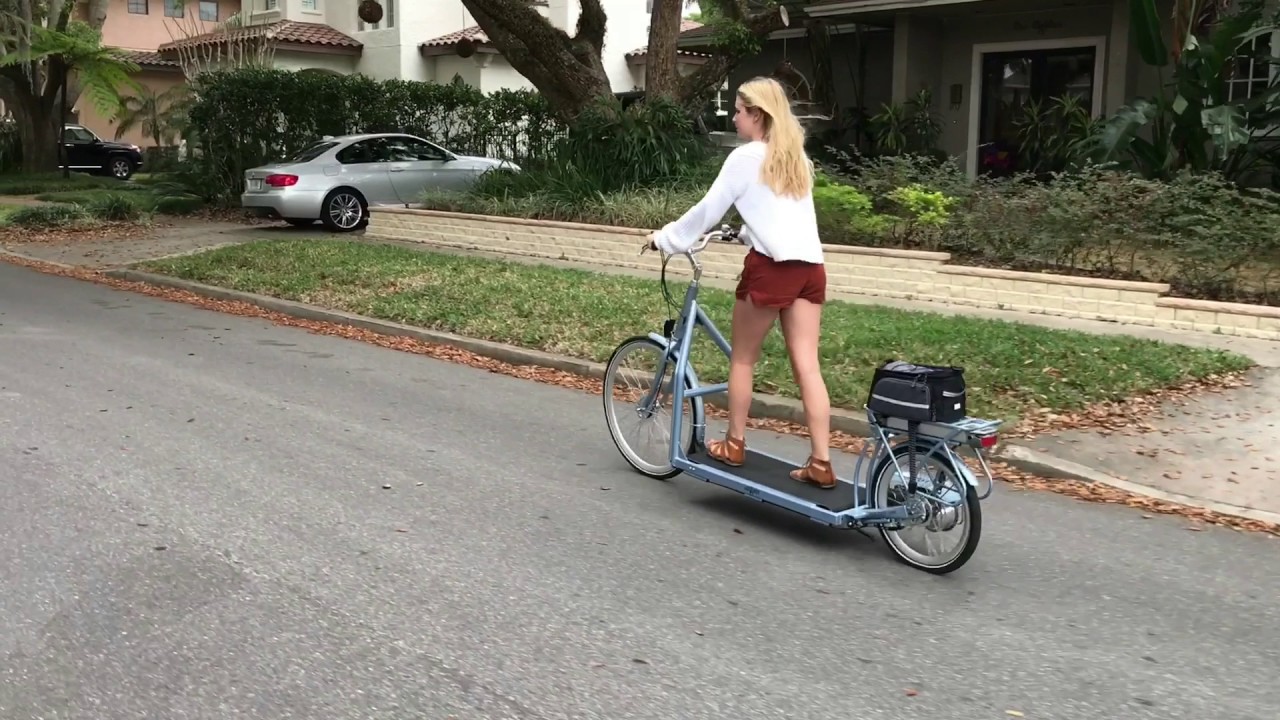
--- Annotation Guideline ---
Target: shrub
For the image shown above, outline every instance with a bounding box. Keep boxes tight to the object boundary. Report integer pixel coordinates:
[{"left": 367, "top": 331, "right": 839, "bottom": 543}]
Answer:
[
  {"left": 811, "top": 181, "right": 890, "bottom": 243},
  {"left": 185, "top": 68, "right": 564, "bottom": 204},
  {"left": 553, "top": 95, "right": 710, "bottom": 194},
  {"left": 153, "top": 194, "right": 205, "bottom": 215},
  {"left": 8, "top": 203, "right": 92, "bottom": 228},
  {"left": 84, "top": 192, "right": 143, "bottom": 221}
]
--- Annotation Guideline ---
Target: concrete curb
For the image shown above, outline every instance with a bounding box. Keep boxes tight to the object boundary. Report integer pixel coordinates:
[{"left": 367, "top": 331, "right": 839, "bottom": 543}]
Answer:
[
  {"left": 103, "top": 267, "right": 1278, "bottom": 526},
  {"left": 0, "top": 248, "right": 79, "bottom": 270},
  {"left": 997, "top": 445, "right": 1280, "bottom": 526}
]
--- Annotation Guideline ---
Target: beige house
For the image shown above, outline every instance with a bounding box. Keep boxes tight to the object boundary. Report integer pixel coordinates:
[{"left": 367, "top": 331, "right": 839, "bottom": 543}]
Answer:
[{"left": 680, "top": 0, "right": 1278, "bottom": 177}]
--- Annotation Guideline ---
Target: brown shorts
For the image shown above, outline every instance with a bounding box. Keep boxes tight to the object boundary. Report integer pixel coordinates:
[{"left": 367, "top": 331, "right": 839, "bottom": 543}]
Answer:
[{"left": 734, "top": 248, "right": 827, "bottom": 308}]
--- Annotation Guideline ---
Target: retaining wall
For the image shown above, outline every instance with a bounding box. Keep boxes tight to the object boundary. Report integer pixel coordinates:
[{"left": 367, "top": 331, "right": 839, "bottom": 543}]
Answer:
[{"left": 366, "top": 207, "right": 1280, "bottom": 341}]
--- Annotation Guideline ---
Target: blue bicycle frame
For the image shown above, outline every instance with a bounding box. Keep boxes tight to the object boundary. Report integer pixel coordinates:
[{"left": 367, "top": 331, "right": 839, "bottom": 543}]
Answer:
[{"left": 635, "top": 233, "right": 930, "bottom": 528}]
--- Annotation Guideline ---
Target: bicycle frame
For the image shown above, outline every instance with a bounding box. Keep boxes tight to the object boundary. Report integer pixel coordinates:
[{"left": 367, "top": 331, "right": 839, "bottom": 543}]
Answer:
[
  {"left": 633, "top": 235, "right": 994, "bottom": 529},
  {"left": 635, "top": 241, "right": 914, "bottom": 527}
]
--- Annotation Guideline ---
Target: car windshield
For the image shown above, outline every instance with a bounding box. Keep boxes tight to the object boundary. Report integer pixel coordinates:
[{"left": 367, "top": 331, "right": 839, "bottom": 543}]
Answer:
[{"left": 288, "top": 141, "right": 338, "bottom": 163}]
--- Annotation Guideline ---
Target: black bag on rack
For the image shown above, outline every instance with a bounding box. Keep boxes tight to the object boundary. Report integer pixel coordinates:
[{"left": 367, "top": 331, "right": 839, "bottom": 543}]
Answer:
[{"left": 866, "top": 360, "right": 967, "bottom": 423}]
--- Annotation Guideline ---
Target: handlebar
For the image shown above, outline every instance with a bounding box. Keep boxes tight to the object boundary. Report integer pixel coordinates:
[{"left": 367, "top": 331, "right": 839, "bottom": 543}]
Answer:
[{"left": 640, "top": 224, "right": 742, "bottom": 257}]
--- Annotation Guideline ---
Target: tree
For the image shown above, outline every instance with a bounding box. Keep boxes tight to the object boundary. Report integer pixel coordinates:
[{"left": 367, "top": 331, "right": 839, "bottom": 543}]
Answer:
[
  {"left": 453, "top": 0, "right": 787, "bottom": 119},
  {"left": 0, "top": 0, "right": 137, "bottom": 174}
]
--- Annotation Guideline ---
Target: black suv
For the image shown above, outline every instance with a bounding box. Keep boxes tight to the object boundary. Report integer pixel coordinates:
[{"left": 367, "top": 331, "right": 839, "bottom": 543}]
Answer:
[{"left": 61, "top": 123, "right": 144, "bottom": 180}]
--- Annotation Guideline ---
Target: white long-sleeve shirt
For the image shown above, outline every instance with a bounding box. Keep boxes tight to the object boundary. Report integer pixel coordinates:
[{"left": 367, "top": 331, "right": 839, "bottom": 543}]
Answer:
[{"left": 652, "top": 140, "right": 824, "bottom": 264}]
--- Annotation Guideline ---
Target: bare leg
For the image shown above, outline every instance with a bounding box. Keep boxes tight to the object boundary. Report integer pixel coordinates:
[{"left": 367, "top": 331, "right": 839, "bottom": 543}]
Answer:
[
  {"left": 779, "top": 298, "right": 833, "bottom": 483},
  {"left": 707, "top": 296, "right": 779, "bottom": 465}
]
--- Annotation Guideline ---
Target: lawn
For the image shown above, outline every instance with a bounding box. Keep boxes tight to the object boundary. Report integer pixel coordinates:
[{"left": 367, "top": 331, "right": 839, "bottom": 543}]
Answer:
[
  {"left": 0, "top": 172, "right": 127, "bottom": 195},
  {"left": 136, "top": 239, "right": 1254, "bottom": 422}
]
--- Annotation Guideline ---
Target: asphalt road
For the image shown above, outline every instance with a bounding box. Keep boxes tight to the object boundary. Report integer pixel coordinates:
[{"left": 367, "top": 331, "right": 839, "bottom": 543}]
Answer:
[{"left": 1, "top": 261, "right": 1277, "bottom": 720}]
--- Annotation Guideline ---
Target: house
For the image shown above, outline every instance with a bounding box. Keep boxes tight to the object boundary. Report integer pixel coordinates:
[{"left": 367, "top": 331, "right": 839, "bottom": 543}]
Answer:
[
  {"left": 75, "top": 0, "right": 708, "bottom": 147},
  {"left": 678, "top": 0, "right": 1279, "bottom": 177}
]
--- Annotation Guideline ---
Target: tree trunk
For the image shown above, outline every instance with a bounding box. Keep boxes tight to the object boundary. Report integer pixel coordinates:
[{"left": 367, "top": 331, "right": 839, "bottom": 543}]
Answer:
[
  {"left": 644, "top": 0, "right": 684, "bottom": 100},
  {"left": 11, "top": 100, "right": 60, "bottom": 174},
  {"left": 459, "top": 0, "right": 613, "bottom": 120},
  {"left": 459, "top": 0, "right": 784, "bottom": 119}
]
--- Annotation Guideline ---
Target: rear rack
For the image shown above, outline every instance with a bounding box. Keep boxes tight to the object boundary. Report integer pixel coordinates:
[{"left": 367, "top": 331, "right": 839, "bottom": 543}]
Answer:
[{"left": 861, "top": 407, "right": 1003, "bottom": 500}]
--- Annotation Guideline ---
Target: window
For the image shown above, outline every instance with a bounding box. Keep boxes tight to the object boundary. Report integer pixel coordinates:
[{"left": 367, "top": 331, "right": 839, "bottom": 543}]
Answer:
[
  {"left": 357, "top": 0, "right": 395, "bottom": 31},
  {"left": 289, "top": 141, "right": 340, "bottom": 163},
  {"left": 164, "top": 0, "right": 184, "bottom": 18},
  {"left": 1227, "top": 32, "right": 1277, "bottom": 102},
  {"left": 127, "top": 0, "right": 147, "bottom": 14},
  {"left": 336, "top": 139, "right": 386, "bottom": 165},
  {"left": 63, "top": 127, "right": 98, "bottom": 144},
  {"left": 199, "top": 0, "right": 218, "bottom": 21},
  {"left": 301, "top": 0, "right": 319, "bottom": 10},
  {"left": 384, "top": 136, "right": 450, "bottom": 162},
  {"left": 264, "top": 0, "right": 278, "bottom": 10}
]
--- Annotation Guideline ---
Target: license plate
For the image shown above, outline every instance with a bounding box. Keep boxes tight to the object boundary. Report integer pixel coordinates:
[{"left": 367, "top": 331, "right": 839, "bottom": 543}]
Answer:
[{"left": 249, "top": 179, "right": 262, "bottom": 191}]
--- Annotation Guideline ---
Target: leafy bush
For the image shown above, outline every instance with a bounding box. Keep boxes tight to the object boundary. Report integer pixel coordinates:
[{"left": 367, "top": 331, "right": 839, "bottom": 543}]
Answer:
[
  {"left": 554, "top": 95, "right": 710, "bottom": 194},
  {"left": 85, "top": 192, "right": 143, "bottom": 221},
  {"left": 185, "top": 68, "right": 564, "bottom": 204},
  {"left": 153, "top": 194, "right": 205, "bottom": 215},
  {"left": 7, "top": 203, "right": 92, "bottom": 227}
]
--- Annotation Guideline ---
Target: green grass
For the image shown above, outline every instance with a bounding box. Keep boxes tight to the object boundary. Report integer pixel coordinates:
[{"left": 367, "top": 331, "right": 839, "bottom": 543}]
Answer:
[
  {"left": 0, "top": 172, "right": 127, "bottom": 195},
  {"left": 35, "top": 187, "right": 159, "bottom": 208},
  {"left": 135, "top": 239, "right": 1255, "bottom": 422}
]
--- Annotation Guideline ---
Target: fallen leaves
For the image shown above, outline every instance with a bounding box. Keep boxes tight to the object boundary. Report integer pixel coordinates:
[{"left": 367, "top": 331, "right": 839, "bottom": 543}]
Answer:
[
  {"left": 1009, "top": 370, "right": 1253, "bottom": 439},
  {"left": 4, "top": 251, "right": 1277, "bottom": 538}
]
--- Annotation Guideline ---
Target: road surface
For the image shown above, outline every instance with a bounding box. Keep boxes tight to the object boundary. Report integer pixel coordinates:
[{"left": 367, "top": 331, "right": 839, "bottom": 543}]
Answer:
[{"left": 1, "top": 261, "right": 1276, "bottom": 720}]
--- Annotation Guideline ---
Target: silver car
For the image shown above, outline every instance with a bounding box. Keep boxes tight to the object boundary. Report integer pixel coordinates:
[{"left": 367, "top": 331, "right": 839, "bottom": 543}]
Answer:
[{"left": 240, "top": 132, "right": 520, "bottom": 232}]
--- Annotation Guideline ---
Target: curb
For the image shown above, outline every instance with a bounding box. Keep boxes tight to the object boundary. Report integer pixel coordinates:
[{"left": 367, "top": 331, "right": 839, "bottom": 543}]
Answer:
[
  {"left": 103, "top": 268, "right": 1278, "bottom": 526},
  {"left": 997, "top": 445, "right": 1280, "bottom": 526},
  {"left": 0, "top": 248, "right": 79, "bottom": 270}
]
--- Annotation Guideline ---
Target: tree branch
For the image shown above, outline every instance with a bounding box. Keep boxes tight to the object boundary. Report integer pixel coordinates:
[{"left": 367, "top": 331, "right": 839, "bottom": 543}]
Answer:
[
  {"left": 459, "top": 0, "right": 613, "bottom": 118},
  {"left": 575, "top": 0, "right": 607, "bottom": 56},
  {"left": 676, "top": 6, "right": 786, "bottom": 103}
]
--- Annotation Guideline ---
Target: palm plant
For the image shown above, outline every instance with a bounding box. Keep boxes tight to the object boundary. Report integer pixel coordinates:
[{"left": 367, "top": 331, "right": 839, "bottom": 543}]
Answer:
[
  {"left": 1082, "top": 0, "right": 1280, "bottom": 181},
  {"left": 113, "top": 84, "right": 192, "bottom": 147}
]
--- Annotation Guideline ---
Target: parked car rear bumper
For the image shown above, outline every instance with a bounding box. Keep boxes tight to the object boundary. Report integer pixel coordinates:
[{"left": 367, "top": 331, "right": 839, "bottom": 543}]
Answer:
[{"left": 240, "top": 190, "right": 326, "bottom": 220}]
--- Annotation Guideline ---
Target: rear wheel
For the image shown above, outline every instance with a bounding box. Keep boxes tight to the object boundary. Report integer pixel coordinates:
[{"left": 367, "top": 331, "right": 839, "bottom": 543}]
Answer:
[
  {"left": 871, "top": 443, "right": 982, "bottom": 575},
  {"left": 602, "top": 336, "right": 699, "bottom": 479},
  {"left": 321, "top": 188, "right": 366, "bottom": 232}
]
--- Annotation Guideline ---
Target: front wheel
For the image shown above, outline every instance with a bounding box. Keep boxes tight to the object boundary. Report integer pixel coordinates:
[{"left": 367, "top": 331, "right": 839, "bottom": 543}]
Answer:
[
  {"left": 108, "top": 156, "right": 134, "bottom": 180},
  {"left": 871, "top": 443, "right": 982, "bottom": 575},
  {"left": 602, "top": 336, "right": 700, "bottom": 479}
]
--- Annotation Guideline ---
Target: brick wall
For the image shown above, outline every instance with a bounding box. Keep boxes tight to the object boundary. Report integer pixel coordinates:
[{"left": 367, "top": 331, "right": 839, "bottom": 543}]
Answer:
[{"left": 366, "top": 208, "right": 1280, "bottom": 342}]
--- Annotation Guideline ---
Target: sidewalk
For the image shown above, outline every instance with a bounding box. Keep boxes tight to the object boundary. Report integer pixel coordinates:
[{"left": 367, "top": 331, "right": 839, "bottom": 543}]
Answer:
[{"left": 3, "top": 221, "right": 1277, "bottom": 522}]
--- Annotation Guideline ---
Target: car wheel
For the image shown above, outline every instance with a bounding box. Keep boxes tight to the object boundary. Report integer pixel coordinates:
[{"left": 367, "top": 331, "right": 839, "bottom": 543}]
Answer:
[
  {"left": 320, "top": 188, "right": 366, "bottom": 233},
  {"left": 109, "top": 156, "right": 134, "bottom": 180}
]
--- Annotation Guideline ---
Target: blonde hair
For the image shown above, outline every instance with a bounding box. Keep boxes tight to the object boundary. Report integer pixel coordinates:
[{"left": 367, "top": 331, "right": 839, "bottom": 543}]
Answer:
[{"left": 736, "top": 76, "right": 813, "bottom": 199}]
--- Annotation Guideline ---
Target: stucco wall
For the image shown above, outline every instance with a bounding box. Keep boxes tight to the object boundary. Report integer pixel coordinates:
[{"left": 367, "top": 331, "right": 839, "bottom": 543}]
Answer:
[{"left": 100, "top": 0, "right": 241, "bottom": 51}]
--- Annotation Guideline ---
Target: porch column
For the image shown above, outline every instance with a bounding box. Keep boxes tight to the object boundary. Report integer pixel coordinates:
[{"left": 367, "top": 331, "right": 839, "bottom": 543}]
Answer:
[
  {"left": 1104, "top": 0, "right": 1130, "bottom": 113},
  {"left": 892, "top": 14, "right": 943, "bottom": 103}
]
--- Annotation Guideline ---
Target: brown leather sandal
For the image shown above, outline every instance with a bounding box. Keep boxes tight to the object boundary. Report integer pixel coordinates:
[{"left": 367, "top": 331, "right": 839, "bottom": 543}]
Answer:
[
  {"left": 706, "top": 434, "right": 746, "bottom": 467},
  {"left": 790, "top": 456, "right": 836, "bottom": 489}
]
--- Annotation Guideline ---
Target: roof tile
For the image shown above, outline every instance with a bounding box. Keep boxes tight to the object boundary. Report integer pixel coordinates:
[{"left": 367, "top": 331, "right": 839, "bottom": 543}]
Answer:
[{"left": 158, "top": 20, "right": 361, "bottom": 53}]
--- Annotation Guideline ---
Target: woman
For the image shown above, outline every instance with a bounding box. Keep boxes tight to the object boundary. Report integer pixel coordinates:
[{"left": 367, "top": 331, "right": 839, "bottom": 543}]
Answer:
[{"left": 647, "top": 76, "right": 834, "bottom": 489}]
